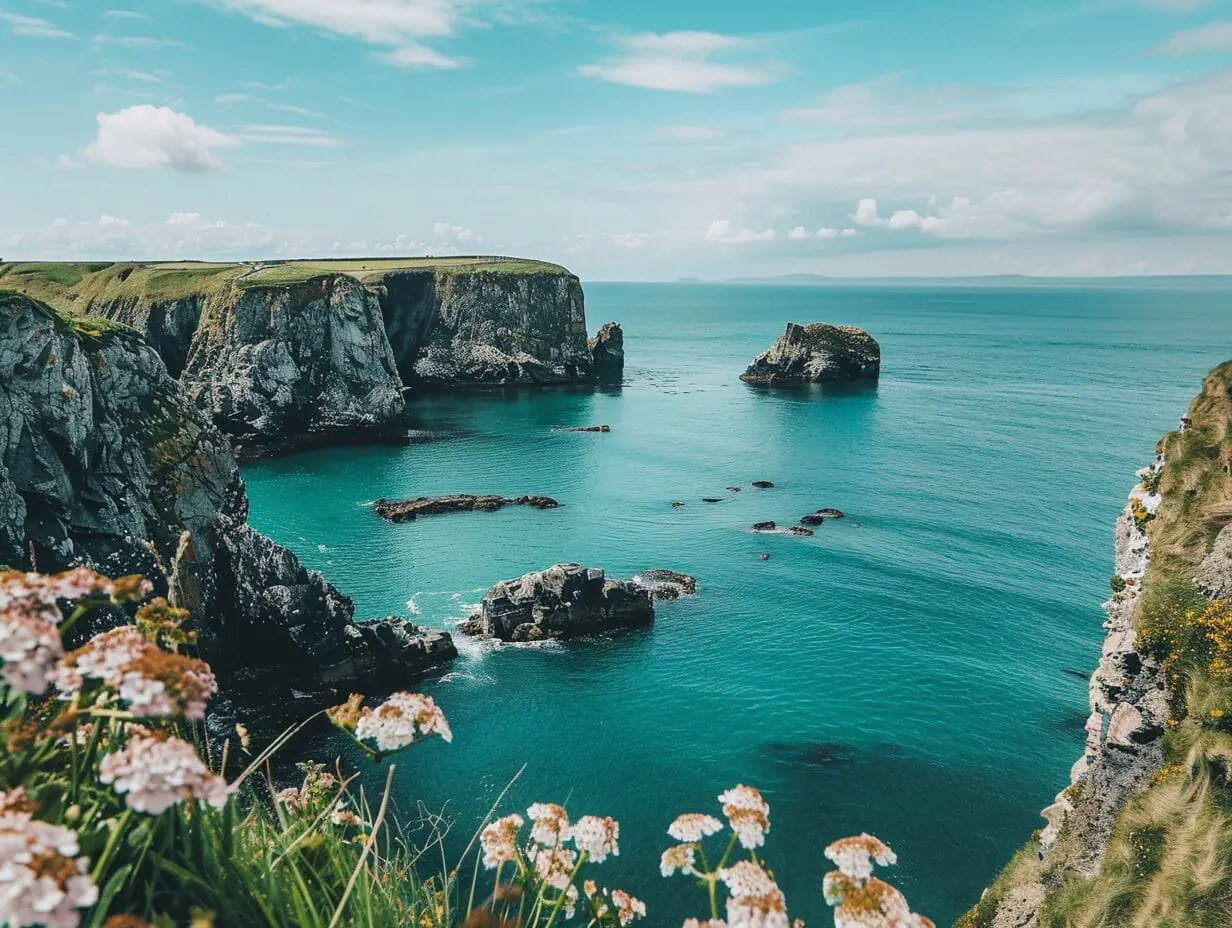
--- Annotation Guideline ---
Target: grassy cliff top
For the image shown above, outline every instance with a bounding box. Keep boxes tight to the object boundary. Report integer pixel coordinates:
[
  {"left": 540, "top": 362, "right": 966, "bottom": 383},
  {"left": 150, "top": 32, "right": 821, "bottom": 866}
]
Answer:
[{"left": 0, "top": 256, "right": 575, "bottom": 310}]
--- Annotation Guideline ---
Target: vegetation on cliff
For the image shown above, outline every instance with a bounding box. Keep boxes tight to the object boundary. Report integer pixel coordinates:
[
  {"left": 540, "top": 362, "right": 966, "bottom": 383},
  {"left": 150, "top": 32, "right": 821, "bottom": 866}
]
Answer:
[
  {"left": 0, "top": 567, "right": 935, "bottom": 928},
  {"left": 961, "top": 362, "right": 1232, "bottom": 928}
]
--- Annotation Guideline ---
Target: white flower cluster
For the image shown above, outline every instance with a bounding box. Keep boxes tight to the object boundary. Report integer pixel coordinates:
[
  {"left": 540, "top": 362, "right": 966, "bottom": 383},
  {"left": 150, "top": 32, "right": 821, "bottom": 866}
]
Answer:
[
  {"left": 98, "top": 734, "right": 229, "bottom": 815},
  {"left": 683, "top": 920, "right": 729, "bottom": 928},
  {"left": 822, "top": 835, "right": 934, "bottom": 928},
  {"left": 0, "top": 569, "right": 115, "bottom": 696},
  {"left": 609, "top": 888, "right": 647, "bottom": 926},
  {"left": 720, "top": 861, "right": 788, "bottom": 928},
  {"left": 572, "top": 815, "right": 619, "bottom": 863},
  {"left": 668, "top": 813, "right": 723, "bottom": 842},
  {"left": 659, "top": 842, "right": 697, "bottom": 877},
  {"left": 479, "top": 813, "right": 524, "bottom": 868},
  {"left": 718, "top": 785, "right": 770, "bottom": 850},
  {"left": 56, "top": 626, "right": 217, "bottom": 720},
  {"left": 0, "top": 789, "right": 98, "bottom": 928},
  {"left": 534, "top": 846, "right": 578, "bottom": 891},
  {"left": 352, "top": 692, "right": 452, "bottom": 752},
  {"left": 527, "top": 802, "right": 571, "bottom": 846}
]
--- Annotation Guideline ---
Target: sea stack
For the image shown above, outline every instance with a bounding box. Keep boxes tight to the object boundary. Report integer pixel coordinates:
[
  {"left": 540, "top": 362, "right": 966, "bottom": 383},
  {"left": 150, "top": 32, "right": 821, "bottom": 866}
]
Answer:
[
  {"left": 741, "top": 323, "right": 880, "bottom": 384},
  {"left": 589, "top": 322, "right": 625, "bottom": 384}
]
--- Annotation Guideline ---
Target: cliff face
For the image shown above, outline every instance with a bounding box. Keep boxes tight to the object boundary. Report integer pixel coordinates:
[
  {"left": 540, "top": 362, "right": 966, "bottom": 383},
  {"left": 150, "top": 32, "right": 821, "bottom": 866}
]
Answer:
[
  {"left": 0, "top": 260, "right": 618, "bottom": 453},
  {"left": 741, "top": 323, "right": 881, "bottom": 385},
  {"left": 0, "top": 290, "right": 455, "bottom": 722}
]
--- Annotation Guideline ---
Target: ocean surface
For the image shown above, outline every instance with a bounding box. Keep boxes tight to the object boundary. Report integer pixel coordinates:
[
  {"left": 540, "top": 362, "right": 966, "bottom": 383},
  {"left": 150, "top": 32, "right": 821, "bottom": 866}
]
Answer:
[{"left": 244, "top": 283, "right": 1230, "bottom": 926}]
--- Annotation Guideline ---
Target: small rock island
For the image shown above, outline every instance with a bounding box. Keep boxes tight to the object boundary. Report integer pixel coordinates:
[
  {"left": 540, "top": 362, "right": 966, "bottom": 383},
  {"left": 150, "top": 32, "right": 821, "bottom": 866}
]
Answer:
[{"left": 741, "top": 323, "right": 880, "bottom": 384}]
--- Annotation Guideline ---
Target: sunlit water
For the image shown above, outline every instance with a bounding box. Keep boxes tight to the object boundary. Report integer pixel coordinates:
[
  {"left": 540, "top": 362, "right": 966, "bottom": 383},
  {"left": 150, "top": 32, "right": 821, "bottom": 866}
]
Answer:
[{"left": 244, "top": 283, "right": 1230, "bottom": 925}]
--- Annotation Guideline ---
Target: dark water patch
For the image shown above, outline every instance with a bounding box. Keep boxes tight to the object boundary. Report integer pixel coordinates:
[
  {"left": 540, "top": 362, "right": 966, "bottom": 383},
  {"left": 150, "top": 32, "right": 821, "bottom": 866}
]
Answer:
[{"left": 762, "top": 740, "right": 855, "bottom": 768}]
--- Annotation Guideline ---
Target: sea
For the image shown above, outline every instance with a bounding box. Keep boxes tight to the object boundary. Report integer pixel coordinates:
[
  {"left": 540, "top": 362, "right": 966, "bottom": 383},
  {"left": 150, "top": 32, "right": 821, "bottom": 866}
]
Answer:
[{"left": 243, "top": 281, "right": 1231, "bottom": 926}]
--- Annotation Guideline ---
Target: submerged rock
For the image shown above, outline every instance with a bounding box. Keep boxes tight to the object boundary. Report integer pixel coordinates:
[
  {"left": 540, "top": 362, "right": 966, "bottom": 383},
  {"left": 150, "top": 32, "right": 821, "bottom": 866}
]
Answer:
[
  {"left": 632, "top": 569, "right": 698, "bottom": 601},
  {"left": 702, "top": 497, "right": 724, "bottom": 503},
  {"left": 588, "top": 322, "right": 625, "bottom": 384},
  {"left": 752, "top": 481, "right": 775, "bottom": 489},
  {"left": 816, "top": 508, "right": 846, "bottom": 519},
  {"left": 785, "top": 526, "right": 816, "bottom": 538},
  {"left": 0, "top": 292, "right": 457, "bottom": 728},
  {"left": 555, "top": 425, "right": 611, "bottom": 433},
  {"left": 672, "top": 501, "right": 686, "bottom": 508},
  {"left": 800, "top": 514, "right": 826, "bottom": 526},
  {"left": 741, "top": 323, "right": 880, "bottom": 385},
  {"left": 372, "top": 494, "right": 559, "bottom": 523},
  {"left": 460, "top": 564, "right": 654, "bottom": 641}
]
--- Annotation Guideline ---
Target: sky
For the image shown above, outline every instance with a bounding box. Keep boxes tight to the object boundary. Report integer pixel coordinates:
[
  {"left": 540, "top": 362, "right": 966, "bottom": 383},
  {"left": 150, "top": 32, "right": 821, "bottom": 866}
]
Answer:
[{"left": 2, "top": 0, "right": 1232, "bottom": 279}]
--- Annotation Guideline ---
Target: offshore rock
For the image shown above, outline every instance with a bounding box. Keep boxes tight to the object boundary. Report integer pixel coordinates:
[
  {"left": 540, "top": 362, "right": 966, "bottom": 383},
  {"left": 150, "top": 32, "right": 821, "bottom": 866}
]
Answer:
[
  {"left": 632, "top": 569, "right": 698, "bottom": 601},
  {"left": 741, "top": 323, "right": 880, "bottom": 385},
  {"left": 588, "top": 322, "right": 625, "bottom": 384},
  {"left": 460, "top": 563, "right": 654, "bottom": 641},
  {"left": 0, "top": 291, "right": 456, "bottom": 721},
  {"left": 752, "top": 521, "right": 777, "bottom": 532},
  {"left": 800, "top": 514, "right": 826, "bottom": 526},
  {"left": 372, "top": 494, "right": 559, "bottom": 522}
]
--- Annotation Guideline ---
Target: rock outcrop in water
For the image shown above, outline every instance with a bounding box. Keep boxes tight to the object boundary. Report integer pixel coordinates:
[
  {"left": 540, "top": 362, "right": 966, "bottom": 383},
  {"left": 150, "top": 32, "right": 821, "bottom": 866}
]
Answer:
[
  {"left": 741, "top": 323, "right": 880, "bottom": 385},
  {"left": 631, "top": 569, "right": 698, "bottom": 601},
  {"left": 0, "top": 290, "right": 457, "bottom": 722},
  {"left": 372, "top": 494, "right": 559, "bottom": 523},
  {"left": 459, "top": 563, "right": 654, "bottom": 641},
  {"left": 0, "top": 260, "right": 619, "bottom": 453}
]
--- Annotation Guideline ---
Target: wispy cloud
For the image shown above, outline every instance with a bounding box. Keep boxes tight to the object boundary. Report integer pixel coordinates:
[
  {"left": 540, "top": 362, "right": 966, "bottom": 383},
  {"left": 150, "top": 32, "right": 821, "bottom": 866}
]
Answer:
[
  {"left": 579, "top": 31, "right": 781, "bottom": 93},
  {"left": 213, "top": 0, "right": 466, "bottom": 69},
  {"left": 660, "top": 124, "right": 725, "bottom": 141},
  {"left": 705, "top": 220, "right": 776, "bottom": 244},
  {"left": 0, "top": 11, "right": 74, "bottom": 38},
  {"left": 234, "top": 123, "right": 344, "bottom": 147},
  {"left": 93, "top": 65, "right": 165, "bottom": 83},
  {"left": 103, "top": 9, "right": 152, "bottom": 20},
  {"left": 215, "top": 92, "right": 325, "bottom": 119},
  {"left": 1154, "top": 21, "right": 1232, "bottom": 54},
  {"left": 92, "top": 33, "right": 183, "bottom": 48}
]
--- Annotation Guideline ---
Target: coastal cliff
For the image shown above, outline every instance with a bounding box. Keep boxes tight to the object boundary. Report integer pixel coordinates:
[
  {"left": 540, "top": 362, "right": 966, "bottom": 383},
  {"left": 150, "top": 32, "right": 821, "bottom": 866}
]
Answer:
[
  {"left": 0, "top": 290, "right": 456, "bottom": 726},
  {"left": 962, "top": 362, "right": 1232, "bottom": 928},
  {"left": 0, "top": 259, "right": 617, "bottom": 453}
]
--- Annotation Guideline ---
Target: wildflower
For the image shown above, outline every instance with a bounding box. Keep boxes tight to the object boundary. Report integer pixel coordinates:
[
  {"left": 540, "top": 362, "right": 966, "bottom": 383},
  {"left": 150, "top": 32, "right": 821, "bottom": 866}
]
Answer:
[
  {"left": 98, "top": 734, "right": 228, "bottom": 814},
  {"left": 718, "top": 785, "right": 770, "bottom": 850},
  {"left": 0, "top": 609, "right": 63, "bottom": 694},
  {"left": 533, "top": 846, "right": 577, "bottom": 891},
  {"left": 479, "top": 814, "right": 524, "bottom": 869},
  {"left": 0, "top": 568, "right": 115, "bottom": 614},
  {"left": 727, "top": 888, "right": 788, "bottom": 928},
  {"left": 110, "top": 575, "right": 154, "bottom": 605},
  {"left": 609, "top": 889, "right": 647, "bottom": 926},
  {"left": 823, "top": 873, "right": 934, "bottom": 928},
  {"left": 57, "top": 627, "right": 217, "bottom": 719},
  {"left": 276, "top": 787, "right": 305, "bottom": 811},
  {"left": 351, "top": 692, "right": 452, "bottom": 753},
  {"left": 572, "top": 814, "right": 620, "bottom": 862},
  {"left": 824, "top": 834, "right": 897, "bottom": 882},
  {"left": 527, "top": 802, "right": 571, "bottom": 846},
  {"left": 668, "top": 813, "right": 723, "bottom": 842},
  {"left": 133, "top": 598, "right": 193, "bottom": 649},
  {"left": 720, "top": 861, "right": 779, "bottom": 900},
  {"left": 584, "top": 880, "right": 598, "bottom": 897},
  {"left": 0, "top": 787, "right": 36, "bottom": 815},
  {"left": 103, "top": 917, "right": 151, "bottom": 928},
  {"left": 331, "top": 808, "right": 362, "bottom": 828},
  {"left": 660, "top": 843, "right": 697, "bottom": 877},
  {"left": 0, "top": 809, "right": 98, "bottom": 928},
  {"left": 562, "top": 884, "right": 580, "bottom": 919},
  {"left": 683, "top": 921, "right": 728, "bottom": 928}
]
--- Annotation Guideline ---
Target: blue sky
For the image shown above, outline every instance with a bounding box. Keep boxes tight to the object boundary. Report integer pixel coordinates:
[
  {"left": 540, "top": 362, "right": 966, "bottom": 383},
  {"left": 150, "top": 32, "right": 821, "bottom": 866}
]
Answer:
[{"left": 2, "top": 0, "right": 1231, "bottom": 278}]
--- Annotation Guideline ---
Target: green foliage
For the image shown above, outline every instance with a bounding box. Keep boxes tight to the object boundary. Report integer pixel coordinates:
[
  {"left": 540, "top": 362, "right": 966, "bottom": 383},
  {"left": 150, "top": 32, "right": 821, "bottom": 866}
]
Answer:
[{"left": 1111, "top": 575, "right": 1128, "bottom": 594}]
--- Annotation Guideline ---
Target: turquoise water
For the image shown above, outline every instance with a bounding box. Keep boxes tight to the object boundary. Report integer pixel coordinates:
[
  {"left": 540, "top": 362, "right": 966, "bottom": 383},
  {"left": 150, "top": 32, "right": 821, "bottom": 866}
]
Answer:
[{"left": 244, "top": 283, "right": 1230, "bottom": 926}]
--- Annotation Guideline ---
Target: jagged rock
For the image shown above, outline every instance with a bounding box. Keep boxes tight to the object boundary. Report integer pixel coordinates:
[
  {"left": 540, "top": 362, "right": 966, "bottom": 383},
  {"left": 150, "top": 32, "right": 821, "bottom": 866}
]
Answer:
[
  {"left": 0, "top": 291, "right": 456, "bottom": 725},
  {"left": 589, "top": 322, "right": 625, "bottom": 384},
  {"left": 752, "top": 521, "right": 777, "bottom": 532},
  {"left": 372, "top": 494, "right": 559, "bottom": 523},
  {"left": 461, "top": 564, "right": 654, "bottom": 641},
  {"left": 1195, "top": 522, "right": 1232, "bottom": 598},
  {"left": 741, "top": 323, "right": 880, "bottom": 385},
  {"left": 671, "top": 501, "right": 685, "bottom": 508},
  {"left": 785, "top": 526, "right": 816, "bottom": 537},
  {"left": 752, "top": 481, "right": 775, "bottom": 489},
  {"left": 632, "top": 569, "right": 698, "bottom": 601},
  {"left": 816, "top": 508, "right": 846, "bottom": 519},
  {"left": 800, "top": 514, "right": 826, "bottom": 526},
  {"left": 4, "top": 261, "right": 621, "bottom": 452}
]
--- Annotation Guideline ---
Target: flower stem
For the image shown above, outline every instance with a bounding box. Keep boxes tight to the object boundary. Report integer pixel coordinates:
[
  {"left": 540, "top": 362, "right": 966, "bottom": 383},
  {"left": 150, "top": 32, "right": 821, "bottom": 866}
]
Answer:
[{"left": 92, "top": 808, "right": 133, "bottom": 882}]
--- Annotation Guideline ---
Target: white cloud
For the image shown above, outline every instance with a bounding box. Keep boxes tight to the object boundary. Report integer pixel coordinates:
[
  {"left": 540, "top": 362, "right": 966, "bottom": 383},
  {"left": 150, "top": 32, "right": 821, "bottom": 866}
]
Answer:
[
  {"left": 705, "top": 220, "right": 775, "bottom": 244},
  {"left": 103, "top": 10, "right": 153, "bottom": 20},
  {"left": 98, "top": 214, "right": 129, "bottom": 226},
  {"left": 84, "top": 105, "right": 240, "bottom": 171},
  {"left": 816, "top": 227, "right": 839, "bottom": 239},
  {"left": 375, "top": 233, "right": 426, "bottom": 252},
  {"left": 0, "top": 11, "right": 74, "bottom": 38},
  {"left": 91, "top": 33, "right": 182, "bottom": 48},
  {"left": 235, "top": 124, "right": 343, "bottom": 147},
  {"left": 433, "top": 221, "right": 482, "bottom": 243},
  {"left": 1154, "top": 21, "right": 1232, "bottom": 55},
  {"left": 218, "top": 0, "right": 465, "bottom": 70},
  {"left": 854, "top": 198, "right": 884, "bottom": 226},
  {"left": 660, "top": 124, "right": 724, "bottom": 141},
  {"left": 607, "top": 232, "right": 650, "bottom": 248},
  {"left": 841, "top": 229, "right": 857, "bottom": 237},
  {"left": 166, "top": 212, "right": 202, "bottom": 225},
  {"left": 787, "top": 226, "right": 811, "bottom": 240},
  {"left": 579, "top": 31, "right": 778, "bottom": 93}
]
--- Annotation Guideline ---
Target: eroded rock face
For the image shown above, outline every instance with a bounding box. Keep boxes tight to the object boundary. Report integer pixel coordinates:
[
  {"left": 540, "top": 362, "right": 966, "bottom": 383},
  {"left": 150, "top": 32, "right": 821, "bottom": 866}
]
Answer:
[
  {"left": 632, "top": 569, "right": 697, "bottom": 601},
  {"left": 0, "top": 292, "right": 456, "bottom": 715},
  {"left": 1195, "top": 523, "right": 1232, "bottom": 599},
  {"left": 741, "top": 323, "right": 880, "bottom": 385},
  {"left": 589, "top": 322, "right": 625, "bottom": 384},
  {"left": 460, "top": 563, "right": 654, "bottom": 641}
]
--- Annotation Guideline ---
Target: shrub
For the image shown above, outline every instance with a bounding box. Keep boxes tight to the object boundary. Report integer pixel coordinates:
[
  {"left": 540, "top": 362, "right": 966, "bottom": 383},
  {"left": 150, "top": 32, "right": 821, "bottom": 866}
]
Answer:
[{"left": 1111, "top": 575, "right": 1128, "bottom": 594}]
